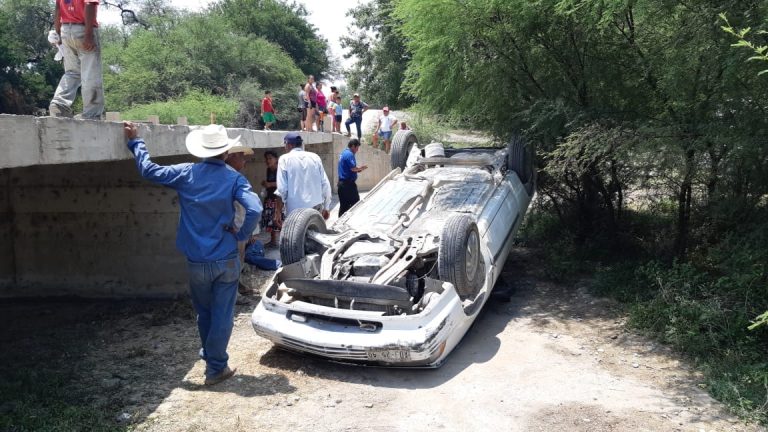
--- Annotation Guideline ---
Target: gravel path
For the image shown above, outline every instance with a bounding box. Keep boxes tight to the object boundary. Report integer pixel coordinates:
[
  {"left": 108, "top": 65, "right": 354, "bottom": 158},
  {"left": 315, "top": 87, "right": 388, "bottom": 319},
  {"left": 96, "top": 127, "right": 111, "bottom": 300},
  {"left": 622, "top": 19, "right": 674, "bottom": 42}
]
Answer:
[{"left": 2, "top": 249, "right": 763, "bottom": 432}]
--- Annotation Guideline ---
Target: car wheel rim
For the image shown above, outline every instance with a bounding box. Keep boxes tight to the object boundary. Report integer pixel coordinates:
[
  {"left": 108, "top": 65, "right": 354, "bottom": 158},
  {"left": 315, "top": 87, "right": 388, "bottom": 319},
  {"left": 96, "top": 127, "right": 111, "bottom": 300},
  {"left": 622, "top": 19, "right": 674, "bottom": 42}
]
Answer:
[{"left": 465, "top": 230, "right": 479, "bottom": 281}]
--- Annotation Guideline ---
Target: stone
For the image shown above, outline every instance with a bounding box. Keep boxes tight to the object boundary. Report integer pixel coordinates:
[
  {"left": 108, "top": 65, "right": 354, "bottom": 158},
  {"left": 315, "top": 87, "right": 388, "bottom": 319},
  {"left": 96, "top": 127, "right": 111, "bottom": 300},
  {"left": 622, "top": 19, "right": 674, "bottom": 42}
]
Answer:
[{"left": 116, "top": 412, "right": 132, "bottom": 423}]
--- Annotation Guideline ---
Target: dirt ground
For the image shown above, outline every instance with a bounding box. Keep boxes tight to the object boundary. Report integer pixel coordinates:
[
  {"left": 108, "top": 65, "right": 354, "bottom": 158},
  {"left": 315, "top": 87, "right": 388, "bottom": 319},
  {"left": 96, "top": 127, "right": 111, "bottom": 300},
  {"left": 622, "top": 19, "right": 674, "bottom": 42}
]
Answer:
[{"left": 1, "top": 249, "right": 765, "bottom": 432}]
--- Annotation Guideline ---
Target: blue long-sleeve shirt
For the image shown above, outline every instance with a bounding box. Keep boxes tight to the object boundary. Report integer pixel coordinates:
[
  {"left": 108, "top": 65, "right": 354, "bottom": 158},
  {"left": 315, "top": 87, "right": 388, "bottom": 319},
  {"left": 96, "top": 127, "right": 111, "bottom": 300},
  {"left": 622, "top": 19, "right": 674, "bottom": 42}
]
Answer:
[{"left": 128, "top": 138, "right": 262, "bottom": 262}]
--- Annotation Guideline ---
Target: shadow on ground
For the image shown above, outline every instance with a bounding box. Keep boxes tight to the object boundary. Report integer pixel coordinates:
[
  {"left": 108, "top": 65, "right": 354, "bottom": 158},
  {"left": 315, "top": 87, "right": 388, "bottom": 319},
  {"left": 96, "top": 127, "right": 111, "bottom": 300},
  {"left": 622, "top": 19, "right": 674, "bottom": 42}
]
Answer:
[
  {"left": 247, "top": 249, "right": 741, "bottom": 430},
  {"left": 256, "top": 248, "right": 629, "bottom": 390},
  {"left": 0, "top": 248, "right": 729, "bottom": 430},
  {"left": 0, "top": 297, "right": 283, "bottom": 430}
]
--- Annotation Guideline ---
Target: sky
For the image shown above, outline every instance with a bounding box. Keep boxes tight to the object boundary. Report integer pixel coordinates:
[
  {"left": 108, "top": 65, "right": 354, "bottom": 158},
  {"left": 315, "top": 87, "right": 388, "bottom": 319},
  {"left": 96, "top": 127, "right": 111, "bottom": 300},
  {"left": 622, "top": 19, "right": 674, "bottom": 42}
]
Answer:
[{"left": 99, "top": 0, "right": 368, "bottom": 80}]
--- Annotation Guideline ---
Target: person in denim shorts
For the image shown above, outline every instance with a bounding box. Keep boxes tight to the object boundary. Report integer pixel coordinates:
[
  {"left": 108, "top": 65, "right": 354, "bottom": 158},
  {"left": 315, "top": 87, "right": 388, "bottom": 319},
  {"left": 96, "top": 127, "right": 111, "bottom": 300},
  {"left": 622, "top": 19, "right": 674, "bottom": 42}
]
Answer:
[{"left": 375, "top": 106, "right": 397, "bottom": 153}]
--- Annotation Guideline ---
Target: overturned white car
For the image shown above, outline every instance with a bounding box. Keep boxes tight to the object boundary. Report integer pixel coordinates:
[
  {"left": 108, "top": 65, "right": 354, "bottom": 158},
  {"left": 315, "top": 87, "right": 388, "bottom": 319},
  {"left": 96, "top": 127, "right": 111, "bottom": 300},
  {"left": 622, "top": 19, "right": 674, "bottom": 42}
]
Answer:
[{"left": 251, "top": 130, "right": 535, "bottom": 367}]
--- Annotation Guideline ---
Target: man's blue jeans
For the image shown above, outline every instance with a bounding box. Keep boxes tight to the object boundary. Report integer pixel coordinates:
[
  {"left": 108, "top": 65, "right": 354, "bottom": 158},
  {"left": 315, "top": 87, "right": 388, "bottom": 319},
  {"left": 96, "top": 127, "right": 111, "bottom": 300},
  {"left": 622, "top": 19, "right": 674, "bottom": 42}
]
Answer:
[
  {"left": 187, "top": 256, "right": 240, "bottom": 378},
  {"left": 345, "top": 116, "right": 362, "bottom": 138}
]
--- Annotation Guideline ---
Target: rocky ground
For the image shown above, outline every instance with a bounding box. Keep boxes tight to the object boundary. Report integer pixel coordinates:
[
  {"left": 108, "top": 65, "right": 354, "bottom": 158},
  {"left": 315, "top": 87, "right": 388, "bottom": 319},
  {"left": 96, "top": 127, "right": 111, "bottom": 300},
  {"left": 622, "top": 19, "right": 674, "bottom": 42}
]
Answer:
[{"left": 1, "top": 248, "right": 765, "bottom": 432}]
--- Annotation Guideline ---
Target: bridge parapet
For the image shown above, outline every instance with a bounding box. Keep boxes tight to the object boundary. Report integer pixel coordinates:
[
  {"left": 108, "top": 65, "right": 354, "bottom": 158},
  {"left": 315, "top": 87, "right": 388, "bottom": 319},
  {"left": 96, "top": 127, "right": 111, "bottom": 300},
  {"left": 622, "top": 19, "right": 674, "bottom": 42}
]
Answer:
[{"left": 0, "top": 114, "right": 334, "bottom": 169}]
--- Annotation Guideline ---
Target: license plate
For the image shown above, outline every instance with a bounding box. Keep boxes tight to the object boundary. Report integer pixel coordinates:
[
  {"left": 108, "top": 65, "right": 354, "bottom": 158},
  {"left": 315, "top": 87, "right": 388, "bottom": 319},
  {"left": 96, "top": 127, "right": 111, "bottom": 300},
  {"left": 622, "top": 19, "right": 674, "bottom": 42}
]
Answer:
[{"left": 366, "top": 348, "right": 411, "bottom": 361}]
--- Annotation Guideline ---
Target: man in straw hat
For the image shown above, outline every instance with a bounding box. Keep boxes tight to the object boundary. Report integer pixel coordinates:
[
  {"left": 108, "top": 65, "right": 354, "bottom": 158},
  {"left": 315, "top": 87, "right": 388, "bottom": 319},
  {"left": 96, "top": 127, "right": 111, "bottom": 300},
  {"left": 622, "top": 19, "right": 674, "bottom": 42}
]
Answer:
[
  {"left": 123, "top": 121, "right": 262, "bottom": 386},
  {"left": 224, "top": 145, "right": 262, "bottom": 301},
  {"left": 225, "top": 144, "right": 257, "bottom": 259}
]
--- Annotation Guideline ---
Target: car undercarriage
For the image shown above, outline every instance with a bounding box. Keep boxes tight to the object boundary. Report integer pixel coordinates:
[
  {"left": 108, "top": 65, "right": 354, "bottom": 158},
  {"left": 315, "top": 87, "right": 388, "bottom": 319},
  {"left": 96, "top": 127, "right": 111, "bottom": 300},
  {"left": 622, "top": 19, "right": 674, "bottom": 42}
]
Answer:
[{"left": 252, "top": 130, "right": 535, "bottom": 366}]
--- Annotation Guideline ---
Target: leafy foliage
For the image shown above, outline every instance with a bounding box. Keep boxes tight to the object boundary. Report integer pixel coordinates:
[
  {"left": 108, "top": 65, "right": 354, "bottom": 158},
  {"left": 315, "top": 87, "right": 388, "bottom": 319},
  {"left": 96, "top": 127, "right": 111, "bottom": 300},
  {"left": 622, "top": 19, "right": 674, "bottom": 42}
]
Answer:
[
  {"left": 721, "top": 13, "right": 768, "bottom": 76},
  {"left": 0, "top": 0, "right": 318, "bottom": 128},
  {"left": 388, "top": 0, "right": 768, "bottom": 422},
  {"left": 214, "top": 0, "right": 330, "bottom": 78},
  {"left": 394, "top": 0, "right": 768, "bottom": 247},
  {"left": 341, "top": 0, "right": 413, "bottom": 108},
  {"left": 102, "top": 13, "right": 306, "bottom": 112},
  {"left": 0, "top": 0, "right": 61, "bottom": 114},
  {"left": 121, "top": 90, "right": 238, "bottom": 126}
]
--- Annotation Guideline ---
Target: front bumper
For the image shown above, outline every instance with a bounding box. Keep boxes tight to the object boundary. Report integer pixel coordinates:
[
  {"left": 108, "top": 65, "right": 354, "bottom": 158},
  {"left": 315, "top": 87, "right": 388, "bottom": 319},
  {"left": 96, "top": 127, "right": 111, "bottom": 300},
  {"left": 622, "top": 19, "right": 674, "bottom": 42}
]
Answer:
[{"left": 251, "top": 286, "right": 465, "bottom": 367}]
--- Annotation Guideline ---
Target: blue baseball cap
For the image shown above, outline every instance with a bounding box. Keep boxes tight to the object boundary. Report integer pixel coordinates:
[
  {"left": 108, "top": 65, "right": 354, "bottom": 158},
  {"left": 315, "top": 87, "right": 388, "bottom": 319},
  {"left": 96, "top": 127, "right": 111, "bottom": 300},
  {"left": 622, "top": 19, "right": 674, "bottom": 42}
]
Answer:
[{"left": 284, "top": 132, "right": 303, "bottom": 145}]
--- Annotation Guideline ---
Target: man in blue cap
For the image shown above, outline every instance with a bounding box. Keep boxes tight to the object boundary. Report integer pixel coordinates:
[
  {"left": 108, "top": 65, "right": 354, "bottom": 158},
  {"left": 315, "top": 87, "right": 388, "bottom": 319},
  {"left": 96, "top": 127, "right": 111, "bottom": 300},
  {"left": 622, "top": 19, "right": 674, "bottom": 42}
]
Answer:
[{"left": 273, "top": 132, "right": 332, "bottom": 226}]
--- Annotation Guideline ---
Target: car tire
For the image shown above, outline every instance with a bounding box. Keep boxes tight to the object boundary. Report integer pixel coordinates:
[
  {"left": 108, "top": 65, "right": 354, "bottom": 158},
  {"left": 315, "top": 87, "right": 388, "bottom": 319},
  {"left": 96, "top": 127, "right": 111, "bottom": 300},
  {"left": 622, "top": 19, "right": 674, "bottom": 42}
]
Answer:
[
  {"left": 390, "top": 130, "right": 418, "bottom": 171},
  {"left": 279, "top": 208, "right": 328, "bottom": 265},
  {"left": 507, "top": 135, "right": 536, "bottom": 195},
  {"left": 438, "top": 214, "right": 485, "bottom": 299}
]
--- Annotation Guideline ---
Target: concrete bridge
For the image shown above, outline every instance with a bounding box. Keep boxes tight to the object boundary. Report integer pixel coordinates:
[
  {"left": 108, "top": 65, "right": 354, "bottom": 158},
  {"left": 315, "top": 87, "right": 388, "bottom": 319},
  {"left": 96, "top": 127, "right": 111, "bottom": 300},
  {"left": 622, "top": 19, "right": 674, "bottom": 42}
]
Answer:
[{"left": 0, "top": 115, "right": 393, "bottom": 298}]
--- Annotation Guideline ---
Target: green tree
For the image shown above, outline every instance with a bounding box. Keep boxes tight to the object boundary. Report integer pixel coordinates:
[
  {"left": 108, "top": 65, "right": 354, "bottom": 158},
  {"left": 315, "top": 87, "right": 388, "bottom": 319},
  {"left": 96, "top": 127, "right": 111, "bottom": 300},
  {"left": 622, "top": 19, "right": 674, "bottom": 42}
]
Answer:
[
  {"left": 721, "top": 13, "right": 768, "bottom": 331},
  {"left": 101, "top": 12, "right": 305, "bottom": 126},
  {"left": 341, "top": 0, "right": 413, "bottom": 108},
  {"left": 0, "top": 0, "right": 60, "bottom": 114},
  {"left": 394, "top": 0, "right": 768, "bottom": 419},
  {"left": 721, "top": 13, "right": 768, "bottom": 76},
  {"left": 394, "top": 0, "right": 768, "bottom": 249},
  {"left": 213, "top": 0, "right": 330, "bottom": 78}
]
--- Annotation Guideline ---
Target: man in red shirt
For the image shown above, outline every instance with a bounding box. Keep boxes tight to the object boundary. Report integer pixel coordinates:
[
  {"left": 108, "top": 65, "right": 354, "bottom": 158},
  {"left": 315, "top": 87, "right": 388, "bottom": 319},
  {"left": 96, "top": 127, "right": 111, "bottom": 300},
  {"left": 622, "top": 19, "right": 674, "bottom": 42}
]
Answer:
[
  {"left": 49, "top": 0, "right": 104, "bottom": 120},
  {"left": 261, "top": 90, "right": 276, "bottom": 130}
]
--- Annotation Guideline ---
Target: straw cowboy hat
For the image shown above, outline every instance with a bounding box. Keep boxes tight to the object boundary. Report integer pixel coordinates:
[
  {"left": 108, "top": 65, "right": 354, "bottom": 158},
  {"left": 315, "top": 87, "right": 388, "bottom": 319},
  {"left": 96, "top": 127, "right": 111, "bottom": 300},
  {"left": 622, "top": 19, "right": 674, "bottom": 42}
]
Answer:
[
  {"left": 185, "top": 124, "right": 241, "bottom": 158},
  {"left": 228, "top": 145, "right": 254, "bottom": 156}
]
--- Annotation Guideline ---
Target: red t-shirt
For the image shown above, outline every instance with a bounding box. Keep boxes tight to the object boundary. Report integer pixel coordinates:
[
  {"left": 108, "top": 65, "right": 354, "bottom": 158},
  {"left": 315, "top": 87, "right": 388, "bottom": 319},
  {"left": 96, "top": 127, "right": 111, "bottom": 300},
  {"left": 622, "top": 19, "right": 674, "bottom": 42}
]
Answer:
[
  {"left": 261, "top": 97, "right": 273, "bottom": 113},
  {"left": 59, "top": 0, "right": 100, "bottom": 26}
]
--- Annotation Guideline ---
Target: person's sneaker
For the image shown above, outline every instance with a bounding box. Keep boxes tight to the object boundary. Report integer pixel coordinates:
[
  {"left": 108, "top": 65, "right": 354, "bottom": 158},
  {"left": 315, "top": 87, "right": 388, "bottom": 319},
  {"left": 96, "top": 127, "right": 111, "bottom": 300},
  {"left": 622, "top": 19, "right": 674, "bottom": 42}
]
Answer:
[
  {"left": 204, "top": 366, "right": 236, "bottom": 386},
  {"left": 48, "top": 103, "right": 73, "bottom": 118}
]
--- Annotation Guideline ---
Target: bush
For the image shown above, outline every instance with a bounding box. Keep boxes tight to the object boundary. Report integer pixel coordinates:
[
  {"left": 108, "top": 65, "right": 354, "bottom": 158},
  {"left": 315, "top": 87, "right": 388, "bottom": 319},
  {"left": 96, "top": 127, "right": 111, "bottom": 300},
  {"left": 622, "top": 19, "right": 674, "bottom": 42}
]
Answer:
[
  {"left": 121, "top": 90, "right": 238, "bottom": 126},
  {"left": 233, "top": 81, "right": 301, "bottom": 130},
  {"left": 591, "top": 233, "right": 768, "bottom": 423},
  {"left": 527, "top": 198, "right": 768, "bottom": 423},
  {"left": 406, "top": 107, "right": 447, "bottom": 145}
]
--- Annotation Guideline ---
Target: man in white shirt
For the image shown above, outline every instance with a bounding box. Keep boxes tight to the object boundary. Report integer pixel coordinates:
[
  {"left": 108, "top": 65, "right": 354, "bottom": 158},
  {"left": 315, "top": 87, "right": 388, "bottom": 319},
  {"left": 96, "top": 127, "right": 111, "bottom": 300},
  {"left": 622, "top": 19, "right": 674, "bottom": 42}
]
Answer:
[
  {"left": 274, "top": 132, "right": 332, "bottom": 227},
  {"left": 375, "top": 106, "right": 397, "bottom": 153}
]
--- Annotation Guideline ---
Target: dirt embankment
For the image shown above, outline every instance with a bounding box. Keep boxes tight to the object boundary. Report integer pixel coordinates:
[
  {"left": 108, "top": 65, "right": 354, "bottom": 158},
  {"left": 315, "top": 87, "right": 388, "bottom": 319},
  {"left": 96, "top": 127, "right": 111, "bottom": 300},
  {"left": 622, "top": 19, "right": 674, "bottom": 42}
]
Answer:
[{"left": 1, "top": 250, "right": 764, "bottom": 432}]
